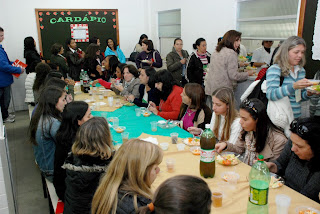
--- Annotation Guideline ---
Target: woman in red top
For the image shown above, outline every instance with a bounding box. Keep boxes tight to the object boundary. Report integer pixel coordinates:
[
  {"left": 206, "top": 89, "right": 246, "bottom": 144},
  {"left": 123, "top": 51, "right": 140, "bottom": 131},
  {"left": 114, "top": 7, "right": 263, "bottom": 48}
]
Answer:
[{"left": 148, "top": 70, "right": 183, "bottom": 120}]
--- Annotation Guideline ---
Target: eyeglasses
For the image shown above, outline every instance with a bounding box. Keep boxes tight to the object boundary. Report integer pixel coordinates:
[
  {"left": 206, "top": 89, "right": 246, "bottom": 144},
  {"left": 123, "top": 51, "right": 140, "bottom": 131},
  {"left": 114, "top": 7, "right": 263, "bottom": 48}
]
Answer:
[
  {"left": 243, "top": 99, "right": 258, "bottom": 113},
  {"left": 290, "top": 119, "right": 309, "bottom": 137}
]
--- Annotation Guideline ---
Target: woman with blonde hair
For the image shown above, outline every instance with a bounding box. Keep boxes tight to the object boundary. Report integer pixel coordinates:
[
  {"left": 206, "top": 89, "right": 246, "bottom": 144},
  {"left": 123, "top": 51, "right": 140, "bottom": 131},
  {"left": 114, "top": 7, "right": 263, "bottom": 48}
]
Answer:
[
  {"left": 91, "top": 139, "right": 163, "bottom": 214},
  {"left": 188, "top": 87, "right": 242, "bottom": 145},
  {"left": 63, "top": 117, "right": 114, "bottom": 214},
  {"left": 266, "top": 36, "right": 315, "bottom": 119}
]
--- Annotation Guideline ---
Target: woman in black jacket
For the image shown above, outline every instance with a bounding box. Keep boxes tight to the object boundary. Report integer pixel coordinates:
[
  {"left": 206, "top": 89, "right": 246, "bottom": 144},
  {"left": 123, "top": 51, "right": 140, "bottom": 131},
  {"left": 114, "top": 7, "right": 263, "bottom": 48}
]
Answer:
[
  {"left": 24, "top": 36, "right": 41, "bottom": 74},
  {"left": 63, "top": 117, "right": 114, "bottom": 214},
  {"left": 53, "top": 101, "right": 93, "bottom": 202},
  {"left": 127, "top": 67, "right": 160, "bottom": 107},
  {"left": 186, "top": 38, "right": 211, "bottom": 86},
  {"left": 83, "top": 43, "right": 104, "bottom": 80}
]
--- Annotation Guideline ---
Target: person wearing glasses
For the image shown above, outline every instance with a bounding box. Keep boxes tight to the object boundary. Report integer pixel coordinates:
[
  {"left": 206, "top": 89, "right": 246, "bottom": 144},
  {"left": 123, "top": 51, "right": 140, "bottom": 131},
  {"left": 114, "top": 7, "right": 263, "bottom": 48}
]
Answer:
[
  {"left": 215, "top": 98, "right": 287, "bottom": 166},
  {"left": 251, "top": 40, "right": 274, "bottom": 69},
  {"left": 266, "top": 36, "right": 315, "bottom": 119},
  {"left": 265, "top": 117, "right": 320, "bottom": 203}
]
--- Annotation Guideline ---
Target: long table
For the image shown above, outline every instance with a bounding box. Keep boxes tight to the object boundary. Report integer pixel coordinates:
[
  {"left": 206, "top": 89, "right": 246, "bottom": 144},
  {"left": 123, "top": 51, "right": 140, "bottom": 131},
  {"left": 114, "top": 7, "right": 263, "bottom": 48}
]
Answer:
[{"left": 75, "top": 90, "right": 320, "bottom": 213}]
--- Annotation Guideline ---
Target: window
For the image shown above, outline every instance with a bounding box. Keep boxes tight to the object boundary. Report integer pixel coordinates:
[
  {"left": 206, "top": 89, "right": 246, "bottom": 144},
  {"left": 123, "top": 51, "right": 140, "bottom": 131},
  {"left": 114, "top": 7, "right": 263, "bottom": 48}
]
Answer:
[
  {"left": 158, "top": 9, "right": 181, "bottom": 58},
  {"left": 237, "top": 0, "right": 300, "bottom": 40}
]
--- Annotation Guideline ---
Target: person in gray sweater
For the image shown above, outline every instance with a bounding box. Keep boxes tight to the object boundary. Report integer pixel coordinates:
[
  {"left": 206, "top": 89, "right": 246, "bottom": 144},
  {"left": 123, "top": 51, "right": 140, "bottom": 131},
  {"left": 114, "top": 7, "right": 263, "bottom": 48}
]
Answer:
[
  {"left": 266, "top": 117, "right": 320, "bottom": 203},
  {"left": 112, "top": 64, "right": 141, "bottom": 98},
  {"left": 205, "top": 30, "right": 254, "bottom": 97}
]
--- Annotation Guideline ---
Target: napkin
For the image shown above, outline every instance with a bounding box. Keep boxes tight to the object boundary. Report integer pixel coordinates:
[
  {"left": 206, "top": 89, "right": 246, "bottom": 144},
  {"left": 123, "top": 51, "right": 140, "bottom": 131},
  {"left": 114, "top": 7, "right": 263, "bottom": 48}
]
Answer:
[
  {"left": 92, "top": 102, "right": 107, "bottom": 106},
  {"left": 141, "top": 137, "right": 159, "bottom": 145}
]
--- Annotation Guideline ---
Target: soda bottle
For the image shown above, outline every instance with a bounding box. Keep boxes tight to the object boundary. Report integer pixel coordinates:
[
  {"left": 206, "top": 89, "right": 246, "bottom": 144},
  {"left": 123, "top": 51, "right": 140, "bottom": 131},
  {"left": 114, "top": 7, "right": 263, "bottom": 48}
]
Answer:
[
  {"left": 83, "top": 71, "right": 90, "bottom": 93},
  {"left": 80, "top": 69, "right": 84, "bottom": 92},
  {"left": 247, "top": 155, "right": 270, "bottom": 214},
  {"left": 200, "top": 124, "right": 216, "bottom": 178}
]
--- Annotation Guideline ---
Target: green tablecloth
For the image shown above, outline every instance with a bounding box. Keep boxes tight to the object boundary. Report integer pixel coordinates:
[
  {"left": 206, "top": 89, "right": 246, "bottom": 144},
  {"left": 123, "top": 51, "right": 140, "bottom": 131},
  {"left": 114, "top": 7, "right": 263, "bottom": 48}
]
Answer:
[{"left": 92, "top": 105, "right": 192, "bottom": 144}]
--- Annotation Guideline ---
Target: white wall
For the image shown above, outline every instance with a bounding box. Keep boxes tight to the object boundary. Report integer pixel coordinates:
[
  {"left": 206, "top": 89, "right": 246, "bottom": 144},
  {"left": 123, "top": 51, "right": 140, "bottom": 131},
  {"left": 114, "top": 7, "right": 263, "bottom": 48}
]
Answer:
[
  {"left": 148, "top": 0, "right": 238, "bottom": 56},
  {"left": 0, "top": 0, "right": 149, "bottom": 111},
  {"left": 0, "top": 0, "right": 238, "bottom": 111}
]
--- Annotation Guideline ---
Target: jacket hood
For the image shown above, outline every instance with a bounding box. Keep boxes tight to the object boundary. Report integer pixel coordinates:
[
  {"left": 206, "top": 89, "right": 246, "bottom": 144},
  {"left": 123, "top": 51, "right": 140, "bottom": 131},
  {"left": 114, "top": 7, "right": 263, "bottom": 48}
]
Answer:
[{"left": 63, "top": 154, "right": 112, "bottom": 173}]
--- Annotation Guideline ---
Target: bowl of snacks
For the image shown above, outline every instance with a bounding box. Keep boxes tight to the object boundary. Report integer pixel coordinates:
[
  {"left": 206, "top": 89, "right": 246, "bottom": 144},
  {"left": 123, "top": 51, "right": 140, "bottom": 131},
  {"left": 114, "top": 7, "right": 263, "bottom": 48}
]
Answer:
[
  {"left": 238, "top": 55, "right": 247, "bottom": 62},
  {"left": 307, "top": 85, "right": 320, "bottom": 94},
  {"left": 158, "top": 120, "right": 176, "bottom": 129},
  {"left": 114, "top": 126, "right": 126, "bottom": 133},
  {"left": 295, "top": 206, "right": 320, "bottom": 214},
  {"left": 190, "top": 146, "right": 201, "bottom": 155},
  {"left": 216, "top": 152, "right": 240, "bottom": 166},
  {"left": 269, "top": 172, "right": 284, "bottom": 189},
  {"left": 183, "top": 137, "right": 200, "bottom": 146},
  {"left": 143, "top": 111, "right": 152, "bottom": 117}
]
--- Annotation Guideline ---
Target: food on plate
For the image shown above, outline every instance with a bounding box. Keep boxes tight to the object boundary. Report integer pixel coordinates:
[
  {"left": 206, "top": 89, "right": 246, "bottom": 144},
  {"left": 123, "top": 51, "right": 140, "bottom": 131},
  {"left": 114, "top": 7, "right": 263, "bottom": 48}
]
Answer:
[
  {"left": 124, "top": 102, "right": 135, "bottom": 106},
  {"left": 191, "top": 148, "right": 200, "bottom": 155},
  {"left": 311, "top": 85, "right": 320, "bottom": 92},
  {"left": 221, "top": 172, "right": 240, "bottom": 182},
  {"left": 183, "top": 137, "right": 200, "bottom": 146},
  {"left": 238, "top": 55, "right": 247, "bottom": 62},
  {"left": 114, "top": 126, "right": 125, "bottom": 133},
  {"left": 269, "top": 174, "right": 284, "bottom": 188},
  {"left": 143, "top": 112, "right": 151, "bottom": 117},
  {"left": 298, "top": 210, "right": 318, "bottom": 214},
  {"left": 246, "top": 65, "right": 257, "bottom": 70},
  {"left": 216, "top": 153, "right": 239, "bottom": 166}
]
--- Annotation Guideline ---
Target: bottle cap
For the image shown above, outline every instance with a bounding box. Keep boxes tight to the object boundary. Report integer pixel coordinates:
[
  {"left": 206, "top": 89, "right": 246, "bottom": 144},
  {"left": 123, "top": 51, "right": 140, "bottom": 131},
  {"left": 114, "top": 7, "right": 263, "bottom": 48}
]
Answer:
[
  {"left": 205, "top": 124, "right": 210, "bottom": 129},
  {"left": 257, "top": 155, "right": 264, "bottom": 161}
]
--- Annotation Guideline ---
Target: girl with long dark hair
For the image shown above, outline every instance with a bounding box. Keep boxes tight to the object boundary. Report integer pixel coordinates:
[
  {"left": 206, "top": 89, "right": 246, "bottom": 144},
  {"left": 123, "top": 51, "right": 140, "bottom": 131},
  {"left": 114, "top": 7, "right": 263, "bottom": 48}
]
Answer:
[
  {"left": 24, "top": 36, "right": 41, "bottom": 74},
  {"left": 104, "top": 38, "right": 126, "bottom": 63},
  {"left": 83, "top": 43, "right": 104, "bottom": 80},
  {"left": 148, "top": 70, "right": 183, "bottom": 120},
  {"left": 28, "top": 86, "right": 67, "bottom": 181},
  {"left": 216, "top": 98, "right": 287, "bottom": 166},
  {"left": 178, "top": 83, "right": 212, "bottom": 130},
  {"left": 53, "top": 101, "right": 93, "bottom": 201}
]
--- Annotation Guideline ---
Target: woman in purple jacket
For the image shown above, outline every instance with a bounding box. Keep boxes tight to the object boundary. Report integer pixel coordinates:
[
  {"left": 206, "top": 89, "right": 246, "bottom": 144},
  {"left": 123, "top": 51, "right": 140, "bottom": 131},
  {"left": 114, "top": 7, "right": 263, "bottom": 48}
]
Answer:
[{"left": 135, "top": 40, "right": 162, "bottom": 70}]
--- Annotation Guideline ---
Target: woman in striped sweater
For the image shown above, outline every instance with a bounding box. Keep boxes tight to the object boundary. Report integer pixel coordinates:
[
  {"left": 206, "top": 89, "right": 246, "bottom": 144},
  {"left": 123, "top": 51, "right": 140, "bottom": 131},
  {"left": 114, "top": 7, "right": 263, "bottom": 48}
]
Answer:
[{"left": 266, "top": 36, "right": 315, "bottom": 119}]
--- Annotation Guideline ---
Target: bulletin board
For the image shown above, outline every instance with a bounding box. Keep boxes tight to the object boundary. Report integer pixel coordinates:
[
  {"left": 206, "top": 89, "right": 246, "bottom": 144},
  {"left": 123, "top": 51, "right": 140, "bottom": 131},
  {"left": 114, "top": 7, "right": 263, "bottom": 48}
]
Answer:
[{"left": 35, "top": 9, "right": 119, "bottom": 60}]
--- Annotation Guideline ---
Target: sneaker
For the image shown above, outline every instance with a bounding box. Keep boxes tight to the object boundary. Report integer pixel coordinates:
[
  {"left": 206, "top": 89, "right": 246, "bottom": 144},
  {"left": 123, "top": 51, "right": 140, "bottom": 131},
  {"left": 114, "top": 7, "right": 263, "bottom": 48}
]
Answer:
[
  {"left": 3, "top": 117, "right": 15, "bottom": 123},
  {"left": 8, "top": 114, "right": 15, "bottom": 119}
]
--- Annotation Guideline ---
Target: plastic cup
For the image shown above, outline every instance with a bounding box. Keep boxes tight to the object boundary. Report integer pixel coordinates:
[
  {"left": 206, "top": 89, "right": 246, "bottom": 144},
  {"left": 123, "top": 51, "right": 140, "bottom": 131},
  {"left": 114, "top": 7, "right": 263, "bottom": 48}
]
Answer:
[
  {"left": 95, "top": 102, "right": 100, "bottom": 110},
  {"left": 276, "top": 194, "right": 291, "bottom": 214},
  {"left": 104, "top": 91, "right": 108, "bottom": 98},
  {"left": 108, "top": 97, "right": 114, "bottom": 106},
  {"left": 151, "top": 121, "right": 157, "bottom": 132},
  {"left": 176, "top": 143, "right": 185, "bottom": 151},
  {"left": 212, "top": 191, "right": 223, "bottom": 207},
  {"left": 121, "top": 132, "right": 129, "bottom": 143},
  {"left": 160, "top": 142, "right": 169, "bottom": 151},
  {"left": 135, "top": 108, "right": 141, "bottom": 117},
  {"left": 112, "top": 117, "right": 119, "bottom": 129},
  {"left": 115, "top": 98, "right": 121, "bottom": 106},
  {"left": 166, "top": 158, "right": 175, "bottom": 173},
  {"left": 99, "top": 95, "right": 103, "bottom": 100},
  {"left": 170, "top": 132, "right": 179, "bottom": 144}
]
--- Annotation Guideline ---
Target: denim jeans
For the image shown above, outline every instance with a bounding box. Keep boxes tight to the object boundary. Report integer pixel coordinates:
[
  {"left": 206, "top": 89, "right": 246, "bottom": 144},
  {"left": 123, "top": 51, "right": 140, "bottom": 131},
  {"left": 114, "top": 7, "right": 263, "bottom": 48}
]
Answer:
[{"left": 0, "top": 85, "right": 11, "bottom": 119}]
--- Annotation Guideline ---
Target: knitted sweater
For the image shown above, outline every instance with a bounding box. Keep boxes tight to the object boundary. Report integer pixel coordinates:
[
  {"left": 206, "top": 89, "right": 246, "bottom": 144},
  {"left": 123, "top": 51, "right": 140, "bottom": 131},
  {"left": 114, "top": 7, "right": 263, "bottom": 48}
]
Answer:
[{"left": 266, "top": 64, "right": 309, "bottom": 118}]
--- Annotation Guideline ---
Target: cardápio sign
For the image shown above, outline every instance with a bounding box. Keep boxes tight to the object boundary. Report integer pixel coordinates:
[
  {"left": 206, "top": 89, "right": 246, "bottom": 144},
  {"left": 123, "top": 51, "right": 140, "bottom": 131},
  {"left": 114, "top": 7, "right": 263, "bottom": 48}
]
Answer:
[{"left": 50, "top": 15, "right": 107, "bottom": 24}]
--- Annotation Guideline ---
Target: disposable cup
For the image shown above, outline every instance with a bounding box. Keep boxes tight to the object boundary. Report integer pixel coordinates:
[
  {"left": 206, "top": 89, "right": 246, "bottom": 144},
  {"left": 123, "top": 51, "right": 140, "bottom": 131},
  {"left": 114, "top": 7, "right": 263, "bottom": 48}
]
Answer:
[
  {"left": 99, "top": 95, "right": 103, "bottom": 100},
  {"left": 151, "top": 121, "right": 157, "bottom": 132},
  {"left": 176, "top": 143, "right": 185, "bottom": 151},
  {"left": 95, "top": 102, "right": 100, "bottom": 110},
  {"left": 112, "top": 117, "right": 119, "bottom": 129},
  {"left": 121, "top": 132, "right": 129, "bottom": 143},
  {"left": 166, "top": 158, "right": 175, "bottom": 172},
  {"left": 135, "top": 108, "right": 141, "bottom": 117},
  {"left": 275, "top": 194, "right": 291, "bottom": 214},
  {"left": 212, "top": 191, "right": 223, "bottom": 207},
  {"left": 170, "top": 133, "right": 179, "bottom": 144},
  {"left": 108, "top": 97, "right": 114, "bottom": 106}
]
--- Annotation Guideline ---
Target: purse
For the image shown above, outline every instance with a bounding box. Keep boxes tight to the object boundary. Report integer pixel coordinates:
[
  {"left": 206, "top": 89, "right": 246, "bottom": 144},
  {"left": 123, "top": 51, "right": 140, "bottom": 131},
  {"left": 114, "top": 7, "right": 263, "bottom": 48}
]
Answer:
[{"left": 129, "top": 47, "right": 138, "bottom": 62}]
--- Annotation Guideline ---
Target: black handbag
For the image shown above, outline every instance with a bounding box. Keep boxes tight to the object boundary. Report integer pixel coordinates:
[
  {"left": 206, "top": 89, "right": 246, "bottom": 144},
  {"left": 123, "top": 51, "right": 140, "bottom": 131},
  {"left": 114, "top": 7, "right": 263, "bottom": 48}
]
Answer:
[{"left": 129, "top": 47, "right": 138, "bottom": 62}]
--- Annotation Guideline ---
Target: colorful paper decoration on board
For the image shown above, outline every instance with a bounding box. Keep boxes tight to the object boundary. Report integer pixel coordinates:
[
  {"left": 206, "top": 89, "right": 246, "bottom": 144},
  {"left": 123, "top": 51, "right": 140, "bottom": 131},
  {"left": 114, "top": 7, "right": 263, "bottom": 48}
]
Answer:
[{"left": 70, "top": 24, "right": 89, "bottom": 42}]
